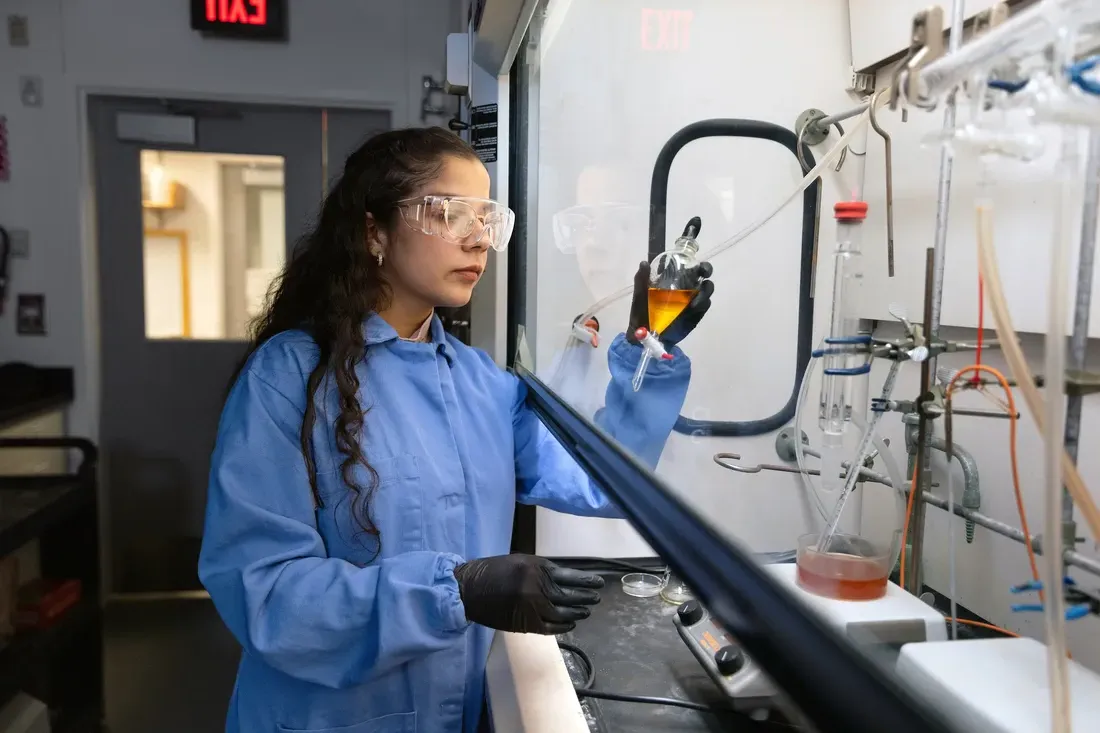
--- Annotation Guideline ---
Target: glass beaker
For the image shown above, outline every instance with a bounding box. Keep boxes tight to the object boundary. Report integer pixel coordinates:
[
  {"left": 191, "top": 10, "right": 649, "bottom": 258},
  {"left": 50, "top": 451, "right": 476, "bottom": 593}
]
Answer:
[
  {"left": 659, "top": 567, "right": 693, "bottom": 605},
  {"left": 648, "top": 217, "right": 702, "bottom": 335},
  {"left": 796, "top": 532, "right": 895, "bottom": 601}
]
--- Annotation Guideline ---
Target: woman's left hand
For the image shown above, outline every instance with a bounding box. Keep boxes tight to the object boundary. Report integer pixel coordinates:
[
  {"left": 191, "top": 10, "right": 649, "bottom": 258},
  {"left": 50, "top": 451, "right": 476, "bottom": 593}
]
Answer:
[{"left": 627, "top": 260, "right": 714, "bottom": 346}]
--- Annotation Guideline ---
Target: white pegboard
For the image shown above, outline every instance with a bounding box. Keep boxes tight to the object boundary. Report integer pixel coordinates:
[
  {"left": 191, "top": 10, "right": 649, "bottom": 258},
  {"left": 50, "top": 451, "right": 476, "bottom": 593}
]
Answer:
[
  {"left": 848, "top": 0, "right": 1007, "bottom": 71},
  {"left": 853, "top": 85, "right": 1100, "bottom": 337}
]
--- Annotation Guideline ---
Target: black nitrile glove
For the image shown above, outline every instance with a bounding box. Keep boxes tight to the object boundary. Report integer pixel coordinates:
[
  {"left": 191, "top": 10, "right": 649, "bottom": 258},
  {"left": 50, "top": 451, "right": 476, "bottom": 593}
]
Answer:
[
  {"left": 626, "top": 259, "right": 714, "bottom": 347},
  {"left": 453, "top": 554, "right": 605, "bottom": 635}
]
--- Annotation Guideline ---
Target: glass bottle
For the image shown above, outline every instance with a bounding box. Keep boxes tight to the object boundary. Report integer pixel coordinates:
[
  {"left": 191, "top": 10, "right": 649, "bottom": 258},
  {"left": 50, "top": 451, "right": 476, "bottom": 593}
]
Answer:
[
  {"left": 648, "top": 217, "right": 702, "bottom": 335},
  {"left": 631, "top": 218, "right": 702, "bottom": 393}
]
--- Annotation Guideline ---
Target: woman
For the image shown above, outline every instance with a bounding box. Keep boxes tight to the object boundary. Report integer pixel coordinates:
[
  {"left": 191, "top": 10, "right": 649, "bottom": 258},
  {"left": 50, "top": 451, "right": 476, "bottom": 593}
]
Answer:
[{"left": 199, "top": 128, "right": 713, "bottom": 733}]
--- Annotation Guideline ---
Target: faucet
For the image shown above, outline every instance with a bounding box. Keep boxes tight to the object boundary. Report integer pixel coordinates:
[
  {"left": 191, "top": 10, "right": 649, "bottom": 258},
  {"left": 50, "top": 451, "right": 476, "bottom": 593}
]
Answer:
[{"left": 904, "top": 417, "right": 981, "bottom": 543}]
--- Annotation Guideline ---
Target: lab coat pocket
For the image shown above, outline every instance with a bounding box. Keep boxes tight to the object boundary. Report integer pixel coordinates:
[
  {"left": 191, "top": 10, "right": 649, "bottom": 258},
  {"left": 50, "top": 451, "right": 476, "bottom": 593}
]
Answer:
[
  {"left": 371, "top": 453, "right": 425, "bottom": 554},
  {"left": 277, "top": 711, "right": 416, "bottom": 733},
  {"left": 315, "top": 454, "right": 424, "bottom": 561}
]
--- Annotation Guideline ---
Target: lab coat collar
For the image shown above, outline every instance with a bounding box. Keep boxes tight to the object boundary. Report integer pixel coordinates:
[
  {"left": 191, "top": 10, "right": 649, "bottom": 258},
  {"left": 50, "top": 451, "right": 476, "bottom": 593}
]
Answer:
[{"left": 364, "top": 314, "right": 457, "bottom": 366}]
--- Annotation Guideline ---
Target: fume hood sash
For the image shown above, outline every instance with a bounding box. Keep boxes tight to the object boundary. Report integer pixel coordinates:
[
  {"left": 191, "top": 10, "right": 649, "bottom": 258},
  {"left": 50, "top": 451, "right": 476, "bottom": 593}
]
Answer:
[{"left": 517, "top": 365, "right": 958, "bottom": 733}]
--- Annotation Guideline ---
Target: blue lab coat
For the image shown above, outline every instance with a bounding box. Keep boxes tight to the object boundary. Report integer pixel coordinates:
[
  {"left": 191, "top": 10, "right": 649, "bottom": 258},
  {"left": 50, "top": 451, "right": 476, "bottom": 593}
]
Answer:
[{"left": 198, "top": 314, "right": 690, "bottom": 733}]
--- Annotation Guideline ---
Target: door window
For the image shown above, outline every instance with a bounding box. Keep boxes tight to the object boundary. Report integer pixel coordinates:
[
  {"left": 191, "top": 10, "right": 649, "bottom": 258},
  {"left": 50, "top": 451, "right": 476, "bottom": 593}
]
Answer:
[{"left": 140, "top": 150, "right": 287, "bottom": 340}]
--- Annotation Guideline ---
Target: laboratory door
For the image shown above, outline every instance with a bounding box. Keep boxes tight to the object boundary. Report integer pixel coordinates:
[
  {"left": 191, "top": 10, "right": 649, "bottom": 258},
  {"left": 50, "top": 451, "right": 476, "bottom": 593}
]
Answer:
[{"left": 89, "top": 96, "right": 390, "bottom": 594}]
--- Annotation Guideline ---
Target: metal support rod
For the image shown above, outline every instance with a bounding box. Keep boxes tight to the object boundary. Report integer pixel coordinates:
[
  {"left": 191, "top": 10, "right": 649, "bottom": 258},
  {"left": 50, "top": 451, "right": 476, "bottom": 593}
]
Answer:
[
  {"left": 916, "top": 490, "right": 1100, "bottom": 578},
  {"left": 909, "top": 0, "right": 966, "bottom": 596},
  {"left": 1063, "top": 130, "right": 1100, "bottom": 546},
  {"left": 907, "top": 248, "right": 937, "bottom": 594},
  {"left": 950, "top": 407, "right": 1020, "bottom": 420},
  {"left": 814, "top": 103, "right": 871, "bottom": 130},
  {"left": 928, "top": 0, "right": 966, "bottom": 365}
]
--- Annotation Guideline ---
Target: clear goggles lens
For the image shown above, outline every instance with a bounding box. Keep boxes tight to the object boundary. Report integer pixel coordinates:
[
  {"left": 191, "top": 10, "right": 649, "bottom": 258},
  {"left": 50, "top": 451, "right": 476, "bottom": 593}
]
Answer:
[
  {"left": 551, "top": 203, "right": 644, "bottom": 253},
  {"left": 398, "top": 195, "right": 515, "bottom": 252}
]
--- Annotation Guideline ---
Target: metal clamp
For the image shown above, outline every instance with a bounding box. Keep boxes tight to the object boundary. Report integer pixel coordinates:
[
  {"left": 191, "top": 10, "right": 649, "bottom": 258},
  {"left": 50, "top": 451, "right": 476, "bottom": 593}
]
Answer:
[
  {"left": 1010, "top": 577, "right": 1097, "bottom": 621},
  {"left": 1065, "top": 369, "right": 1100, "bottom": 397},
  {"left": 890, "top": 7, "right": 946, "bottom": 110},
  {"left": 973, "top": 4, "right": 1009, "bottom": 37},
  {"left": 966, "top": 4, "right": 1013, "bottom": 101}
]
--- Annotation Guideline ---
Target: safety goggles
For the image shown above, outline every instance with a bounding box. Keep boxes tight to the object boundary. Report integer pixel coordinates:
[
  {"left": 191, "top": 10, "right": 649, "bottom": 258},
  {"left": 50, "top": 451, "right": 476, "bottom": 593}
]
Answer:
[
  {"left": 397, "top": 195, "right": 515, "bottom": 252},
  {"left": 551, "top": 203, "right": 645, "bottom": 254}
]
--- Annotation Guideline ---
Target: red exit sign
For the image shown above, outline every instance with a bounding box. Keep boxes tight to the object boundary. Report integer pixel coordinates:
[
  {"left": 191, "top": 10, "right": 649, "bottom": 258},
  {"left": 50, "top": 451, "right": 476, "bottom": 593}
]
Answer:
[
  {"left": 641, "top": 9, "right": 694, "bottom": 51},
  {"left": 190, "top": 0, "right": 287, "bottom": 41}
]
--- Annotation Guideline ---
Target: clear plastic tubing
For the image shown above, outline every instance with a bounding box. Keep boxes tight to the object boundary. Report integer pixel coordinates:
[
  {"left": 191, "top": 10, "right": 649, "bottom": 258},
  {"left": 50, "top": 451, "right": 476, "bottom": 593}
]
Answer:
[
  {"left": 817, "top": 202, "right": 872, "bottom": 495},
  {"left": 571, "top": 105, "right": 878, "bottom": 328},
  {"left": 910, "top": 0, "right": 1100, "bottom": 106},
  {"left": 1043, "top": 33, "right": 1077, "bottom": 733}
]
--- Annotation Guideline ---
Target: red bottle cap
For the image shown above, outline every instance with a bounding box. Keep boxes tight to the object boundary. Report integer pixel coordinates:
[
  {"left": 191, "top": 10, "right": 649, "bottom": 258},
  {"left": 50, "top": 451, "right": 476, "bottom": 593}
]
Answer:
[{"left": 834, "top": 201, "right": 869, "bottom": 221}]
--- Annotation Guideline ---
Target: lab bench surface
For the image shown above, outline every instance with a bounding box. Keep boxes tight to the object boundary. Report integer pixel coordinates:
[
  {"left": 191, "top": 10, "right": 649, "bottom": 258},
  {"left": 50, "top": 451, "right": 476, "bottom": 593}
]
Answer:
[{"left": 558, "top": 571, "right": 791, "bottom": 733}]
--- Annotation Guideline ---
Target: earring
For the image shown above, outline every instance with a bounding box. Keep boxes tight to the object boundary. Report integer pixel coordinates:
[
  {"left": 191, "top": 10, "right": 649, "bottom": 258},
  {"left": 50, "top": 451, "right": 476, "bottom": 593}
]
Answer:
[{"left": 375, "top": 251, "right": 384, "bottom": 266}]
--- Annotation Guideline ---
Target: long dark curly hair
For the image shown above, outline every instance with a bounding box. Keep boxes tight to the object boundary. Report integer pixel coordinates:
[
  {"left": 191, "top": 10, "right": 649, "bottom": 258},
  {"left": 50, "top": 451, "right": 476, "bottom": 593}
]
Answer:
[{"left": 232, "top": 127, "right": 480, "bottom": 547}]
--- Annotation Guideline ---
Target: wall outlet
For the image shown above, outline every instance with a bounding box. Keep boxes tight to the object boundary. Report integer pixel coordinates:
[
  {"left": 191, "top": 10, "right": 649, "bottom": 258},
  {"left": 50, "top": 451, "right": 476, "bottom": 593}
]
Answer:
[
  {"left": 19, "top": 76, "right": 42, "bottom": 108},
  {"left": 7, "top": 15, "right": 28, "bottom": 47},
  {"left": 16, "top": 294, "right": 46, "bottom": 336},
  {"left": 9, "top": 228, "right": 29, "bottom": 258}
]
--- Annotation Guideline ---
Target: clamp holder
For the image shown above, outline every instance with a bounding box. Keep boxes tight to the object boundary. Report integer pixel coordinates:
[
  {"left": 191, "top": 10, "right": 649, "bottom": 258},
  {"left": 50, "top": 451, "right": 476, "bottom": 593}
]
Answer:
[
  {"left": 1010, "top": 577, "right": 1099, "bottom": 621},
  {"left": 890, "top": 7, "right": 946, "bottom": 110},
  {"left": 1065, "top": 369, "right": 1100, "bottom": 397}
]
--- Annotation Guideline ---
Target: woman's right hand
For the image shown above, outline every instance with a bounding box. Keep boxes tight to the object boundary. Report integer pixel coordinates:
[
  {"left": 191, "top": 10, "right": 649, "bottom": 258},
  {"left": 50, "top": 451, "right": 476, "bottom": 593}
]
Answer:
[
  {"left": 627, "top": 260, "right": 714, "bottom": 347},
  {"left": 453, "top": 554, "right": 604, "bottom": 634}
]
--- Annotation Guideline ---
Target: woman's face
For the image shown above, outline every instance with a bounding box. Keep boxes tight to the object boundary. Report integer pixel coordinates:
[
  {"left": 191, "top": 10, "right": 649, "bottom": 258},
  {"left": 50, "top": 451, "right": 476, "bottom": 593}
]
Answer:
[{"left": 379, "top": 155, "right": 493, "bottom": 310}]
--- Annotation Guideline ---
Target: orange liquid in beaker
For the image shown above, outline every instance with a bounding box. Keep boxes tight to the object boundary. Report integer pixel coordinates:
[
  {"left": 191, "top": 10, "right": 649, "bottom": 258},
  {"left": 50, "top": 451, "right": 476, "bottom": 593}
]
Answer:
[
  {"left": 796, "top": 549, "right": 889, "bottom": 601},
  {"left": 648, "top": 288, "right": 696, "bottom": 334}
]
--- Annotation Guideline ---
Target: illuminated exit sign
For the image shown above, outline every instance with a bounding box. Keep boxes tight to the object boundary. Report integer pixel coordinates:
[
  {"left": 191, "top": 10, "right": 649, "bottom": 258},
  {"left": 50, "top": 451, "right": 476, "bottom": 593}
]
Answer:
[
  {"left": 190, "top": 0, "right": 288, "bottom": 41},
  {"left": 641, "top": 9, "right": 694, "bottom": 51}
]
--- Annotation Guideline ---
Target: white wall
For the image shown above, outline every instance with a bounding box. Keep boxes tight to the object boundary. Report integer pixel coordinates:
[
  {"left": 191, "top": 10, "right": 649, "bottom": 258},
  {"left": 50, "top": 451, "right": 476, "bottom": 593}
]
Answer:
[
  {"left": 527, "top": 0, "right": 1100, "bottom": 672},
  {"left": 0, "top": 0, "right": 460, "bottom": 439}
]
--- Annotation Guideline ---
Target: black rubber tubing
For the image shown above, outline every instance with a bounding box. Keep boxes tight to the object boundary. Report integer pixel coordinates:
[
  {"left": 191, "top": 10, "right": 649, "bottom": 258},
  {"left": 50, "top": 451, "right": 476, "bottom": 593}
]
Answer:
[{"left": 647, "top": 119, "right": 819, "bottom": 437}]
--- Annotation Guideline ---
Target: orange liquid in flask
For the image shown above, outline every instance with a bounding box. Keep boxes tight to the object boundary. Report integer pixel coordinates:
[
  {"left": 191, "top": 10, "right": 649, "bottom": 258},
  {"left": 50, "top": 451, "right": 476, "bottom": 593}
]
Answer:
[
  {"left": 648, "top": 289, "right": 696, "bottom": 334},
  {"left": 796, "top": 548, "right": 889, "bottom": 601}
]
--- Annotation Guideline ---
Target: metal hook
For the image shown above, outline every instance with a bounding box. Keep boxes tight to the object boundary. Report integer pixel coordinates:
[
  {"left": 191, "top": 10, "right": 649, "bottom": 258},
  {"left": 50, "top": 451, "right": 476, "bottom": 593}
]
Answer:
[
  {"left": 795, "top": 121, "right": 814, "bottom": 175},
  {"left": 714, "top": 451, "right": 900, "bottom": 486},
  {"left": 868, "top": 89, "right": 895, "bottom": 277},
  {"left": 714, "top": 453, "right": 762, "bottom": 473},
  {"left": 713, "top": 453, "right": 817, "bottom": 476}
]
